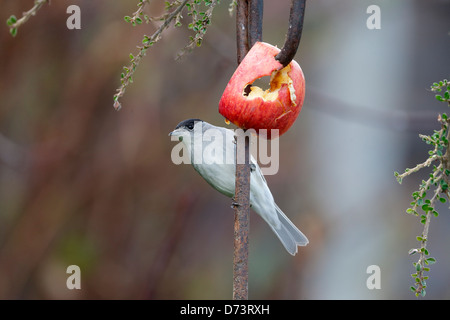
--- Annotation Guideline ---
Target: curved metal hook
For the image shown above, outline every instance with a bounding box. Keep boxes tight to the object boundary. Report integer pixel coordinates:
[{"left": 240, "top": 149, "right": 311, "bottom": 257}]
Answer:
[{"left": 275, "top": 0, "right": 306, "bottom": 67}]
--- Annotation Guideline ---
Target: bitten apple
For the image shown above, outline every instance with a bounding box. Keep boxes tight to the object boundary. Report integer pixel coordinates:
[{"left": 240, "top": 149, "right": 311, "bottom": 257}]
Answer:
[{"left": 219, "top": 41, "right": 305, "bottom": 139}]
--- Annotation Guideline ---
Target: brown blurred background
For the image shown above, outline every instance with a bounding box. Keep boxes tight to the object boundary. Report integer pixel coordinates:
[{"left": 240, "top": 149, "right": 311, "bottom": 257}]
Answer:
[{"left": 0, "top": 0, "right": 449, "bottom": 299}]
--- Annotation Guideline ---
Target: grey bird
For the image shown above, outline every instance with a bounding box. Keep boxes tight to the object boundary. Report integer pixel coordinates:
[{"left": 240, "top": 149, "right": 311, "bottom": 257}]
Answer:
[{"left": 169, "top": 118, "right": 308, "bottom": 255}]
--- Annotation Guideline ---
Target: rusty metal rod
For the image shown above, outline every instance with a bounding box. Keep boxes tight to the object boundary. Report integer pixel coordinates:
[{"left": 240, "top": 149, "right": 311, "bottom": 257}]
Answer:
[
  {"left": 233, "top": 0, "right": 263, "bottom": 300},
  {"left": 235, "top": 0, "right": 249, "bottom": 65},
  {"left": 275, "top": 0, "right": 306, "bottom": 67},
  {"left": 248, "top": 0, "right": 263, "bottom": 48},
  {"left": 233, "top": 133, "right": 251, "bottom": 300}
]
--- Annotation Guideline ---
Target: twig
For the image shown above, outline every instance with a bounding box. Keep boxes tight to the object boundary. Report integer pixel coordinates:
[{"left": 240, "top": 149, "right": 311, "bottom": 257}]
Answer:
[
  {"left": 176, "top": 0, "right": 219, "bottom": 60},
  {"left": 6, "top": 0, "right": 49, "bottom": 37},
  {"left": 113, "top": 0, "right": 190, "bottom": 110},
  {"left": 396, "top": 155, "right": 440, "bottom": 183},
  {"left": 397, "top": 82, "right": 450, "bottom": 297}
]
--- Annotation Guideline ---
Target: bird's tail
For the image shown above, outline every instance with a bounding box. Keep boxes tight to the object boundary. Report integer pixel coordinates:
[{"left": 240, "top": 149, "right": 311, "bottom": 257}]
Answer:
[{"left": 270, "top": 204, "right": 308, "bottom": 256}]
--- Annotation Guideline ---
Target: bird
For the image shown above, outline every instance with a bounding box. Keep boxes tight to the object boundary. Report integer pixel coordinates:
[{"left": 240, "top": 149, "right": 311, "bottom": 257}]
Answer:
[{"left": 169, "top": 118, "right": 308, "bottom": 255}]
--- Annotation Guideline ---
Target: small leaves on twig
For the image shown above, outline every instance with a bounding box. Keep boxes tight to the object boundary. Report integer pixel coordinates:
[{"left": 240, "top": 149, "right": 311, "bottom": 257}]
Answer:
[
  {"left": 432, "top": 79, "right": 450, "bottom": 106},
  {"left": 113, "top": 0, "right": 219, "bottom": 110},
  {"left": 176, "top": 0, "right": 218, "bottom": 60},
  {"left": 114, "top": 0, "right": 188, "bottom": 110},
  {"left": 395, "top": 79, "right": 450, "bottom": 297},
  {"left": 5, "top": 0, "right": 49, "bottom": 37}
]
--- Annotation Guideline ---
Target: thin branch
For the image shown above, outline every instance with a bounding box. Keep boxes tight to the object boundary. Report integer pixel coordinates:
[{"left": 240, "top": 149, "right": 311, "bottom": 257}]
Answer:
[
  {"left": 396, "top": 155, "right": 440, "bottom": 183},
  {"left": 176, "top": 0, "right": 219, "bottom": 60},
  {"left": 6, "top": 0, "right": 49, "bottom": 37},
  {"left": 113, "top": 0, "right": 190, "bottom": 110},
  {"left": 412, "top": 182, "right": 441, "bottom": 296}
]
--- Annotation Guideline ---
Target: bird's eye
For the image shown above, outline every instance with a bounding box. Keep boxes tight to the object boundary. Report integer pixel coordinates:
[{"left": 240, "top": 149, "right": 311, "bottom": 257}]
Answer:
[{"left": 187, "top": 124, "right": 194, "bottom": 130}]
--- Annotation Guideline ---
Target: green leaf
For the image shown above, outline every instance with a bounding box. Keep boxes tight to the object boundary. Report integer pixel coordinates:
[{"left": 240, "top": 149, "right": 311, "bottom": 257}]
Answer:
[
  {"left": 6, "top": 15, "right": 17, "bottom": 26},
  {"left": 426, "top": 257, "right": 436, "bottom": 265},
  {"left": 436, "top": 95, "right": 445, "bottom": 102},
  {"left": 420, "top": 214, "right": 427, "bottom": 224},
  {"left": 10, "top": 27, "right": 17, "bottom": 37}
]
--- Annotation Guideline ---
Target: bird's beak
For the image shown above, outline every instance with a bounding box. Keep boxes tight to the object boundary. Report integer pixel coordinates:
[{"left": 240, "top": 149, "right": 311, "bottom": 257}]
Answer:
[{"left": 169, "top": 128, "right": 183, "bottom": 141}]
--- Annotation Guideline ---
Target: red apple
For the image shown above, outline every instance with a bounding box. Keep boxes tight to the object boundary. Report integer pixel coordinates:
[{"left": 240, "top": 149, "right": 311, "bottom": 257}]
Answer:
[{"left": 219, "top": 41, "right": 305, "bottom": 139}]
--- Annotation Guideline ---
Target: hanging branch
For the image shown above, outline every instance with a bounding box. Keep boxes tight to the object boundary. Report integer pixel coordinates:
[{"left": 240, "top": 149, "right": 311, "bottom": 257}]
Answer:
[
  {"left": 113, "top": 0, "right": 219, "bottom": 110},
  {"left": 395, "top": 79, "right": 450, "bottom": 297},
  {"left": 114, "top": 0, "right": 190, "bottom": 110}
]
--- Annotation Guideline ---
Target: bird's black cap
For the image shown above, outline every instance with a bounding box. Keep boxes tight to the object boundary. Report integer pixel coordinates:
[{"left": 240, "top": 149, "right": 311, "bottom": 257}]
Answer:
[{"left": 174, "top": 118, "right": 203, "bottom": 130}]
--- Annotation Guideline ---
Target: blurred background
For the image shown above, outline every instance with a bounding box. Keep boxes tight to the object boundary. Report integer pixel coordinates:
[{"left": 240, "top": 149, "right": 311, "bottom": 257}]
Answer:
[{"left": 0, "top": 0, "right": 449, "bottom": 299}]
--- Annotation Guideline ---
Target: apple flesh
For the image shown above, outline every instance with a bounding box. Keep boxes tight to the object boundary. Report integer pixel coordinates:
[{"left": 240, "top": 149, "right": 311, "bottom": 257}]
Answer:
[{"left": 219, "top": 41, "right": 305, "bottom": 139}]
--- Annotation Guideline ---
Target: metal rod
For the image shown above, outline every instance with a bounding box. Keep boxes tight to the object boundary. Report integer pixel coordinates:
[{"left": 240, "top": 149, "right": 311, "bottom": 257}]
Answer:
[
  {"left": 233, "top": 133, "right": 251, "bottom": 300},
  {"left": 248, "top": 0, "right": 263, "bottom": 48},
  {"left": 275, "top": 0, "right": 306, "bottom": 67},
  {"left": 233, "top": 0, "right": 260, "bottom": 301},
  {"left": 235, "top": 0, "right": 249, "bottom": 65}
]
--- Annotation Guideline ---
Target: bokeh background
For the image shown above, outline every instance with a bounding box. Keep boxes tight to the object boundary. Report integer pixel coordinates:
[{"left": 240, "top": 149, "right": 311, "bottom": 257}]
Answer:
[{"left": 0, "top": 0, "right": 449, "bottom": 299}]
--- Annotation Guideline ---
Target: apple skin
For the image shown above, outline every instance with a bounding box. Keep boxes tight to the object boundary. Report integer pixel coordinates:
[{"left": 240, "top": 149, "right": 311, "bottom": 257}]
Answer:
[{"left": 219, "top": 42, "right": 305, "bottom": 139}]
